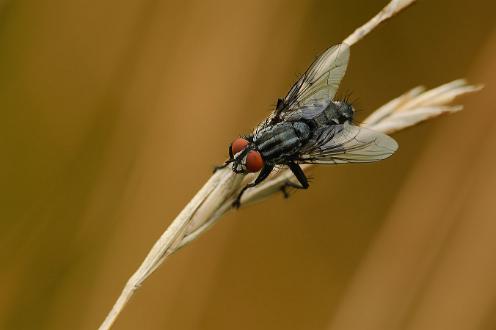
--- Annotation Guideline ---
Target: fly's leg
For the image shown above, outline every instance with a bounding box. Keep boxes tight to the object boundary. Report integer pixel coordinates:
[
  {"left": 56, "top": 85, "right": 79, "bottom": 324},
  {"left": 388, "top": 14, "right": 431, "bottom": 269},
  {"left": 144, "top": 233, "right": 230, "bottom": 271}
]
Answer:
[
  {"left": 213, "top": 143, "right": 237, "bottom": 173},
  {"left": 213, "top": 159, "right": 233, "bottom": 173},
  {"left": 233, "top": 164, "right": 274, "bottom": 209},
  {"left": 281, "top": 162, "right": 309, "bottom": 198}
]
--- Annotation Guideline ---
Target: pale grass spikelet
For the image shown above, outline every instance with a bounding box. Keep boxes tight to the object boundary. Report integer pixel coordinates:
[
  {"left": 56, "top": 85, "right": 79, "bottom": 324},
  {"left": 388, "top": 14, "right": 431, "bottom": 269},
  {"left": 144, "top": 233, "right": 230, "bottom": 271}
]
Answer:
[
  {"left": 343, "top": 0, "right": 416, "bottom": 47},
  {"left": 364, "top": 80, "right": 483, "bottom": 133},
  {"left": 98, "top": 1, "right": 481, "bottom": 329}
]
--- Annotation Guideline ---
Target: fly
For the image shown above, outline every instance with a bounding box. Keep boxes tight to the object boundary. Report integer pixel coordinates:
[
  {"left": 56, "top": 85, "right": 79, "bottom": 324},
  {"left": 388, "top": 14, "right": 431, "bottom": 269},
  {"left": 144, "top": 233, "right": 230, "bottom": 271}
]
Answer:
[{"left": 218, "top": 43, "right": 398, "bottom": 208}]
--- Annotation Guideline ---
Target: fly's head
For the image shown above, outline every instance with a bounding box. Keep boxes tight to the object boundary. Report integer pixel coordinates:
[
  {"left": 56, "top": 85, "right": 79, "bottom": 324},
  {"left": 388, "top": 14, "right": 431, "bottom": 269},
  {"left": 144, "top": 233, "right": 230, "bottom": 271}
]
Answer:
[{"left": 229, "top": 137, "right": 264, "bottom": 174}]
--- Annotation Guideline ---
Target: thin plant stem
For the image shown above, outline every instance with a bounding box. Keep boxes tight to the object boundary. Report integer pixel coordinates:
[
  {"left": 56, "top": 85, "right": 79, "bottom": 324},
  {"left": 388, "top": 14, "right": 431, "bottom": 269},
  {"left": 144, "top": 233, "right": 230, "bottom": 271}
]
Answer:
[{"left": 97, "top": 1, "right": 482, "bottom": 329}]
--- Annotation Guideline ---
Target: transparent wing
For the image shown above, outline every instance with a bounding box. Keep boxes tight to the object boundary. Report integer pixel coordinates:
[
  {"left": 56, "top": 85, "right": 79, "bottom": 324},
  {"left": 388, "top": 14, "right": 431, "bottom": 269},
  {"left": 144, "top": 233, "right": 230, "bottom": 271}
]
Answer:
[
  {"left": 282, "top": 98, "right": 331, "bottom": 121},
  {"left": 298, "top": 122, "right": 398, "bottom": 164},
  {"left": 254, "top": 43, "right": 350, "bottom": 134},
  {"left": 281, "top": 43, "right": 350, "bottom": 114}
]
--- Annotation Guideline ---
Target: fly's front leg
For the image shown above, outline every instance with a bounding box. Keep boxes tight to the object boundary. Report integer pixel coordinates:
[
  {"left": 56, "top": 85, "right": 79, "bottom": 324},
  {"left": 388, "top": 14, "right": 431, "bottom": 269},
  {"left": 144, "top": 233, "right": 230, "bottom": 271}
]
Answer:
[
  {"left": 213, "top": 144, "right": 235, "bottom": 173},
  {"left": 281, "top": 162, "right": 309, "bottom": 198},
  {"left": 233, "top": 164, "right": 274, "bottom": 209},
  {"left": 213, "top": 159, "right": 233, "bottom": 173}
]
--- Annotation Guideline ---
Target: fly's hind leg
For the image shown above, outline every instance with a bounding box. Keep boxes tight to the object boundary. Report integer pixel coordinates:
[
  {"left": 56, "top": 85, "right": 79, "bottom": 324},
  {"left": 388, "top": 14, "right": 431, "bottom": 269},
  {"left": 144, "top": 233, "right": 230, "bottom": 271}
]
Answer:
[
  {"left": 233, "top": 164, "right": 274, "bottom": 209},
  {"left": 281, "top": 162, "right": 309, "bottom": 198}
]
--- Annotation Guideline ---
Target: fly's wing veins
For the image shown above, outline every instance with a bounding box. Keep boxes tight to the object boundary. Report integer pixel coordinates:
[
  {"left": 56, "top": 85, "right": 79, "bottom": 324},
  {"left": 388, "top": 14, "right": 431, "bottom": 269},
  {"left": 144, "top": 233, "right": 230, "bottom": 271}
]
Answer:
[
  {"left": 283, "top": 43, "right": 350, "bottom": 112},
  {"left": 298, "top": 122, "right": 398, "bottom": 164},
  {"left": 254, "top": 43, "right": 350, "bottom": 134}
]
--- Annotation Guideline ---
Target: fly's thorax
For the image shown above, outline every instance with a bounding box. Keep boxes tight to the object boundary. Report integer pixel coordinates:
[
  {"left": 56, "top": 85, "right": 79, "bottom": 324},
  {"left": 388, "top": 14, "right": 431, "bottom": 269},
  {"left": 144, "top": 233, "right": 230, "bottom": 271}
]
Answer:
[
  {"left": 253, "top": 121, "right": 310, "bottom": 161},
  {"left": 292, "top": 121, "right": 311, "bottom": 140},
  {"left": 253, "top": 121, "right": 309, "bottom": 141}
]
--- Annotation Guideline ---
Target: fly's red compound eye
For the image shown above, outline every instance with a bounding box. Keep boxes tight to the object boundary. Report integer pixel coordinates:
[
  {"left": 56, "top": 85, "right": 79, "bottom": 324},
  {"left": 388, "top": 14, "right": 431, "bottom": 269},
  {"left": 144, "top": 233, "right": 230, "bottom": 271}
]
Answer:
[
  {"left": 231, "top": 138, "right": 249, "bottom": 155},
  {"left": 246, "top": 150, "right": 264, "bottom": 172}
]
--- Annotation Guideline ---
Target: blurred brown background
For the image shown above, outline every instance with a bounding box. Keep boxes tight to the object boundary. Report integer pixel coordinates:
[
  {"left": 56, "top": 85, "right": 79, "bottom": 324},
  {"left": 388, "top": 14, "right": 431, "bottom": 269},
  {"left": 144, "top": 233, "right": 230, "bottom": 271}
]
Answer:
[{"left": 1, "top": 0, "right": 495, "bottom": 329}]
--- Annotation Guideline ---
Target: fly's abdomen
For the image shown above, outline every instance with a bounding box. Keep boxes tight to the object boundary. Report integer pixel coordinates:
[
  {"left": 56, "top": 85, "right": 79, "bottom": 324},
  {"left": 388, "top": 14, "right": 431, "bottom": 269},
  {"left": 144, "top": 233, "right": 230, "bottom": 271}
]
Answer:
[{"left": 255, "top": 122, "right": 310, "bottom": 161}]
